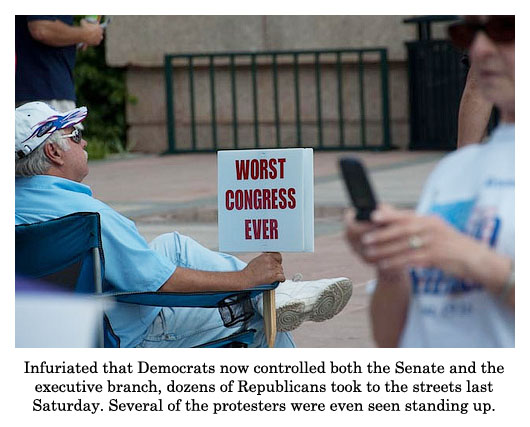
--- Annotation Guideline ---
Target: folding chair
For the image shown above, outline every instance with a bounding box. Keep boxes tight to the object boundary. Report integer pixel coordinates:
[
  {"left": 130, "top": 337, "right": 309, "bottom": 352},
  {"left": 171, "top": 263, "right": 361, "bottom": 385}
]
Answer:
[
  {"left": 16, "top": 212, "right": 108, "bottom": 347},
  {"left": 15, "top": 212, "right": 277, "bottom": 348}
]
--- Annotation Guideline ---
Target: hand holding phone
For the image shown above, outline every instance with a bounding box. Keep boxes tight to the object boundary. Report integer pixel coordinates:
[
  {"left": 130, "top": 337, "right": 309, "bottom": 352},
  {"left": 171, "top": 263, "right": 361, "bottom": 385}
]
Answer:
[{"left": 339, "top": 157, "right": 378, "bottom": 221}]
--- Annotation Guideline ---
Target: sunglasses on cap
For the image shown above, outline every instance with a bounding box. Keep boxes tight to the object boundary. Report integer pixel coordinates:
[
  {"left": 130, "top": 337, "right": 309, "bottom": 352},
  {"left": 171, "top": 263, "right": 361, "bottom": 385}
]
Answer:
[
  {"left": 448, "top": 15, "right": 515, "bottom": 50},
  {"left": 60, "top": 128, "right": 83, "bottom": 144}
]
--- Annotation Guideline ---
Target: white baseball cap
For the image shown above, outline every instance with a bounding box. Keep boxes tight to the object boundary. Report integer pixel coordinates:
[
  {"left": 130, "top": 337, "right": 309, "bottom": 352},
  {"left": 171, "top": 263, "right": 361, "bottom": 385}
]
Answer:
[{"left": 15, "top": 102, "right": 88, "bottom": 160}]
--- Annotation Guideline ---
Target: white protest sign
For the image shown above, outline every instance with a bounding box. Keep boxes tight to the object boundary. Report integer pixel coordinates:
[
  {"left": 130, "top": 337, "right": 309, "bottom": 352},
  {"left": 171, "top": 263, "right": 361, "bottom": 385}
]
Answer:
[{"left": 218, "top": 148, "right": 314, "bottom": 252}]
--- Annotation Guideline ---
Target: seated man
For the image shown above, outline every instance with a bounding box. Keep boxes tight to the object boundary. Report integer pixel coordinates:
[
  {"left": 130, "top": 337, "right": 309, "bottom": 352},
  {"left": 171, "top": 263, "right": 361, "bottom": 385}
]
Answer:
[{"left": 15, "top": 102, "right": 352, "bottom": 348}]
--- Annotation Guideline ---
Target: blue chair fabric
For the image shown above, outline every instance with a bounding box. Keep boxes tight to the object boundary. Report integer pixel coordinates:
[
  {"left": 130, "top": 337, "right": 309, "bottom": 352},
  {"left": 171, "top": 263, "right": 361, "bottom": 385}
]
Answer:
[{"left": 15, "top": 212, "right": 104, "bottom": 294}]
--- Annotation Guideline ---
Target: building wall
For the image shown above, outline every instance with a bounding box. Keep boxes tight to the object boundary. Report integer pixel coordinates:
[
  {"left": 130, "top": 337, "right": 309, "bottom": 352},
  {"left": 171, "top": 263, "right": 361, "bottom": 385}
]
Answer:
[{"left": 105, "top": 16, "right": 450, "bottom": 153}]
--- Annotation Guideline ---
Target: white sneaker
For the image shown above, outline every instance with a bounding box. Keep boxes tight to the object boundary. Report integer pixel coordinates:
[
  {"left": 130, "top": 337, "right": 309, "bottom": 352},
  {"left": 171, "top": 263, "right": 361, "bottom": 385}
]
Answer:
[{"left": 256, "top": 276, "right": 353, "bottom": 332}]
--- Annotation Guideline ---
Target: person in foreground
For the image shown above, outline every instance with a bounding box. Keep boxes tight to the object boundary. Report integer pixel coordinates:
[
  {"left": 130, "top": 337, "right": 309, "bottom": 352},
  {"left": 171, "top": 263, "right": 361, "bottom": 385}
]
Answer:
[
  {"left": 345, "top": 15, "right": 514, "bottom": 348},
  {"left": 15, "top": 102, "right": 352, "bottom": 348}
]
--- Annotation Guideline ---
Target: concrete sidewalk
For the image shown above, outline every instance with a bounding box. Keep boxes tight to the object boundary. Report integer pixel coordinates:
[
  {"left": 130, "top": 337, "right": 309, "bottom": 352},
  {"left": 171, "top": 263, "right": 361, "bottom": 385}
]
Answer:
[{"left": 85, "top": 150, "right": 445, "bottom": 348}]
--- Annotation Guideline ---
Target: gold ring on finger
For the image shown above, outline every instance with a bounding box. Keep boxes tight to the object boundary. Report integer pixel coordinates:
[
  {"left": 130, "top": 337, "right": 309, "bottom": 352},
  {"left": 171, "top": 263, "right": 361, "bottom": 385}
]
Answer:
[{"left": 408, "top": 235, "right": 424, "bottom": 250}]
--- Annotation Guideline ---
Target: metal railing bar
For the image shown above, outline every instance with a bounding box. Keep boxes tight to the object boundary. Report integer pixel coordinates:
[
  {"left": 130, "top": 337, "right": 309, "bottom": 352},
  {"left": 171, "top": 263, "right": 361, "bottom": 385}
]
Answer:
[
  {"left": 314, "top": 52, "right": 323, "bottom": 149},
  {"left": 164, "top": 56, "right": 176, "bottom": 153},
  {"left": 379, "top": 49, "right": 392, "bottom": 148},
  {"left": 272, "top": 53, "right": 281, "bottom": 148},
  {"left": 168, "top": 145, "right": 388, "bottom": 154},
  {"left": 166, "top": 47, "right": 389, "bottom": 59},
  {"left": 293, "top": 53, "right": 302, "bottom": 147},
  {"left": 358, "top": 52, "right": 367, "bottom": 148},
  {"left": 209, "top": 55, "right": 218, "bottom": 150},
  {"left": 188, "top": 57, "right": 197, "bottom": 150},
  {"left": 230, "top": 54, "right": 239, "bottom": 149},
  {"left": 336, "top": 51, "right": 345, "bottom": 148},
  {"left": 251, "top": 54, "right": 260, "bottom": 148}
]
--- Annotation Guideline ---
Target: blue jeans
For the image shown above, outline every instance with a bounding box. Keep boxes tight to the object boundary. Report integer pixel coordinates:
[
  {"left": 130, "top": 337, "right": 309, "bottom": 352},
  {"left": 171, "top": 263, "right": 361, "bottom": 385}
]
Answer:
[{"left": 136, "top": 232, "right": 295, "bottom": 348}]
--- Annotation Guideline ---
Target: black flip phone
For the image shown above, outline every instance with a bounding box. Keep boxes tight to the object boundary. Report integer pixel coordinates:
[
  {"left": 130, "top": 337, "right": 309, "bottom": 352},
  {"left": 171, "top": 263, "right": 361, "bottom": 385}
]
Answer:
[{"left": 339, "top": 157, "right": 378, "bottom": 221}]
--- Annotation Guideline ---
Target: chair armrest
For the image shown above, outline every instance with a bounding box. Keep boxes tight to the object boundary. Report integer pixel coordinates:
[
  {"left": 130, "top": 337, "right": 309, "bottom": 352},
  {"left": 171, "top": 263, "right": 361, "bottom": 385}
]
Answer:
[{"left": 107, "top": 282, "right": 279, "bottom": 308}]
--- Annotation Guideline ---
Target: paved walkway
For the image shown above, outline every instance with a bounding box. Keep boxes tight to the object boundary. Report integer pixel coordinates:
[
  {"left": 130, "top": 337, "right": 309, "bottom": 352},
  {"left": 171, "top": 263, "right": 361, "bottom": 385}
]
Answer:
[{"left": 85, "top": 150, "right": 445, "bottom": 347}]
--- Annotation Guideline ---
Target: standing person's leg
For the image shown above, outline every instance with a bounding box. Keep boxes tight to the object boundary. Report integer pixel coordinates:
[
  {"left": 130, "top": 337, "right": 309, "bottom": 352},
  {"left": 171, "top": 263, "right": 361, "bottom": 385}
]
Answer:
[
  {"left": 15, "top": 100, "right": 75, "bottom": 111},
  {"left": 46, "top": 99, "right": 77, "bottom": 113},
  {"left": 136, "top": 232, "right": 295, "bottom": 348}
]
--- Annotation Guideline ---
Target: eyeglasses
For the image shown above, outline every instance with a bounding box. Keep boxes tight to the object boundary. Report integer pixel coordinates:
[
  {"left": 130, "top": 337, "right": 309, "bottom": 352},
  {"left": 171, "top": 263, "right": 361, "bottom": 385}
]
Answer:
[
  {"left": 60, "top": 128, "right": 83, "bottom": 144},
  {"left": 448, "top": 16, "right": 515, "bottom": 50}
]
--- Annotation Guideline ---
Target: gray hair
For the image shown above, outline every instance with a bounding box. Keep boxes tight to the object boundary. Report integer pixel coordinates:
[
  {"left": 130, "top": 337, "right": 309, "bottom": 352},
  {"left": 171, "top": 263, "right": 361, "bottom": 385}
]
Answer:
[{"left": 15, "top": 130, "right": 71, "bottom": 177}]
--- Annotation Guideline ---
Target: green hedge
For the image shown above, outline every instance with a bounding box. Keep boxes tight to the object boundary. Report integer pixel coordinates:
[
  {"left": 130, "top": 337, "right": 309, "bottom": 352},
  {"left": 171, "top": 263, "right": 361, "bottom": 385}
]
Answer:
[{"left": 74, "top": 18, "right": 134, "bottom": 159}]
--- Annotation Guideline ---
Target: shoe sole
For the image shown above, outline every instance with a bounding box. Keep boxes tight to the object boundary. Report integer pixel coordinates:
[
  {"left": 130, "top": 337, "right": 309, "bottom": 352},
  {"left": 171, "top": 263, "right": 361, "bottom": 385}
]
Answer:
[
  {"left": 276, "top": 279, "right": 353, "bottom": 332},
  {"left": 276, "top": 301, "right": 306, "bottom": 332}
]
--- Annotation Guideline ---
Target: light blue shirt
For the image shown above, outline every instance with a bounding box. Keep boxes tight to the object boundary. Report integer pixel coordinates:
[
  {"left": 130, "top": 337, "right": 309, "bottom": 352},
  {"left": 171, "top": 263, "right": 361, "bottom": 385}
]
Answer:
[{"left": 15, "top": 175, "right": 176, "bottom": 347}]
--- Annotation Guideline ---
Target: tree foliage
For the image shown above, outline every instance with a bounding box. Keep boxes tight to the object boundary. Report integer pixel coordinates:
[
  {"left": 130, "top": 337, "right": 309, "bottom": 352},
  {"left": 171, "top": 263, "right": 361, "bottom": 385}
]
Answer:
[{"left": 74, "top": 19, "right": 131, "bottom": 159}]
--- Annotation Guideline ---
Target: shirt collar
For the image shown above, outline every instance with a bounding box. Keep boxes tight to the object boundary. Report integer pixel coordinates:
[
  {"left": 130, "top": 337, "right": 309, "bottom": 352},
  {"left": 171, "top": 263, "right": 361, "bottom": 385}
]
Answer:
[
  {"left": 488, "top": 123, "right": 515, "bottom": 144},
  {"left": 15, "top": 175, "right": 93, "bottom": 197}
]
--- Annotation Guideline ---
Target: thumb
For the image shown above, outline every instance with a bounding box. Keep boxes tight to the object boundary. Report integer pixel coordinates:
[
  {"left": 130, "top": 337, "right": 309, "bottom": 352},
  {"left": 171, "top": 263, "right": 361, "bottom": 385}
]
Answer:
[{"left": 265, "top": 252, "right": 282, "bottom": 263}]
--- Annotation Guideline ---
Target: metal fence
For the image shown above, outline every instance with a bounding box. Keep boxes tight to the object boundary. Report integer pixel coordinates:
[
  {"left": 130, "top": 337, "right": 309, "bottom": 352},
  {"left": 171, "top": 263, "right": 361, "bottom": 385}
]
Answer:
[{"left": 164, "top": 48, "right": 393, "bottom": 153}]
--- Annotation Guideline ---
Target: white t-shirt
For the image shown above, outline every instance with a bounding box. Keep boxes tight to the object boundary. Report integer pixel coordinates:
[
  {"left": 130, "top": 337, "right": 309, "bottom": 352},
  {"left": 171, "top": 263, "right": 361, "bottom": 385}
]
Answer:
[{"left": 399, "top": 124, "right": 515, "bottom": 347}]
